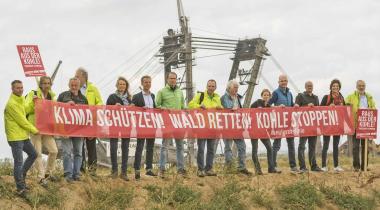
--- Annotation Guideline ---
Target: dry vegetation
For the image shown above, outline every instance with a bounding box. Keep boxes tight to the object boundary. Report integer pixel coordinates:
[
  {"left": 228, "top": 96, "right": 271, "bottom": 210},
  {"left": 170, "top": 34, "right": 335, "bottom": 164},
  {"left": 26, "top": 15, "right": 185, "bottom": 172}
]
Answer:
[{"left": 0, "top": 155, "right": 380, "bottom": 210}]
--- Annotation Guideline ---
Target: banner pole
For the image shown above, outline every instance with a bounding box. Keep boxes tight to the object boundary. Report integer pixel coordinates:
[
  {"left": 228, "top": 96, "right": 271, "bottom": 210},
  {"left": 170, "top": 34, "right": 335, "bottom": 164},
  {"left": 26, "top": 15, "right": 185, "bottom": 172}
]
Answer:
[{"left": 364, "top": 139, "right": 368, "bottom": 171}]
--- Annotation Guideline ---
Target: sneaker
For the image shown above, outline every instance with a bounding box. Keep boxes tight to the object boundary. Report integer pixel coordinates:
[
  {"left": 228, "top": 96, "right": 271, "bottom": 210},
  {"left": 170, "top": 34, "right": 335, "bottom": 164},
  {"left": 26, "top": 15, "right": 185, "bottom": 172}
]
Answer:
[
  {"left": 238, "top": 168, "right": 252, "bottom": 176},
  {"left": 274, "top": 167, "right": 282, "bottom": 173},
  {"left": 197, "top": 170, "right": 205, "bottom": 177},
  {"left": 45, "top": 174, "right": 58, "bottom": 182},
  {"left": 205, "top": 170, "right": 217, "bottom": 176},
  {"left": 39, "top": 178, "right": 48, "bottom": 188},
  {"left": 17, "top": 189, "right": 28, "bottom": 198},
  {"left": 334, "top": 166, "right": 344, "bottom": 172},
  {"left": 65, "top": 176, "right": 73, "bottom": 183},
  {"left": 311, "top": 167, "right": 323, "bottom": 172},
  {"left": 159, "top": 170, "right": 166, "bottom": 179},
  {"left": 135, "top": 172, "right": 141, "bottom": 180},
  {"left": 290, "top": 167, "right": 300, "bottom": 173},
  {"left": 178, "top": 169, "right": 188, "bottom": 177},
  {"left": 299, "top": 168, "right": 309, "bottom": 173},
  {"left": 120, "top": 173, "right": 129, "bottom": 181},
  {"left": 268, "top": 169, "right": 282, "bottom": 174},
  {"left": 321, "top": 167, "right": 328, "bottom": 172},
  {"left": 256, "top": 170, "right": 264, "bottom": 175},
  {"left": 73, "top": 177, "right": 81, "bottom": 182},
  {"left": 145, "top": 170, "right": 157, "bottom": 177},
  {"left": 354, "top": 168, "right": 360, "bottom": 172},
  {"left": 110, "top": 172, "right": 118, "bottom": 179}
]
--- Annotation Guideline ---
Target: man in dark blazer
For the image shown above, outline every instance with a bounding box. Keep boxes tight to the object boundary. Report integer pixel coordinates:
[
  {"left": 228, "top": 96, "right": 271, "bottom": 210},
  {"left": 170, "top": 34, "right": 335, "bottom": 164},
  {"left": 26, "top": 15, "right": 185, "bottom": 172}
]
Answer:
[{"left": 132, "top": 75, "right": 157, "bottom": 179}]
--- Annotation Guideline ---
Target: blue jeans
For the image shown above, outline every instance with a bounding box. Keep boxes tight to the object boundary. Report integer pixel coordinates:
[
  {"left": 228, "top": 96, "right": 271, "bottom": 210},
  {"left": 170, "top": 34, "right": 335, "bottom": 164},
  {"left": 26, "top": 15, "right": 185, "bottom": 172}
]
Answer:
[
  {"left": 223, "top": 139, "right": 246, "bottom": 169},
  {"left": 159, "top": 139, "right": 184, "bottom": 171},
  {"left": 9, "top": 139, "right": 37, "bottom": 190},
  {"left": 273, "top": 138, "right": 297, "bottom": 168},
  {"left": 197, "top": 139, "right": 215, "bottom": 171},
  {"left": 61, "top": 137, "right": 83, "bottom": 179}
]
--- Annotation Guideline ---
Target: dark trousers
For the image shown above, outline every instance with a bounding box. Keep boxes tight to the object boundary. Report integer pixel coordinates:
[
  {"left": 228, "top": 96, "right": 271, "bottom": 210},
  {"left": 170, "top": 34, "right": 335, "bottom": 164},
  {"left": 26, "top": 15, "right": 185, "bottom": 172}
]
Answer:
[
  {"left": 251, "top": 139, "right": 275, "bottom": 172},
  {"left": 298, "top": 136, "right": 318, "bottom": 170},
  {"left": 110, "top": 138, "right": 130, "bottom": 174},
  {"left": 197, "top": 139, "right": 216, "bottom": 171},
  {"left": 134, "top": 138, "right": 155, "bottom": 171},
  {"left": 9, "top": 139, "right": 37, "bottom": 190},
  {"left": 272, "top": 137, "right": 296, "bottom": 168},
  {"left": 353, "top": 134, "right": 368, "bottom": 170},
  {"left": 322, "top": 135, "right": 340, "bottom": 167},
  {"left": 81, "top": 138, "right": 97, "bottom": 172}
]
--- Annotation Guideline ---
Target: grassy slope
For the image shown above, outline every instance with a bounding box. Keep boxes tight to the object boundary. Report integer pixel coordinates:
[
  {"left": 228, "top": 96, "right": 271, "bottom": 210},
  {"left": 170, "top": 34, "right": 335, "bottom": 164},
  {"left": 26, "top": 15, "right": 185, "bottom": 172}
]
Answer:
[{"left": 0, "top": 155, "right": 379, "bottom": 210}]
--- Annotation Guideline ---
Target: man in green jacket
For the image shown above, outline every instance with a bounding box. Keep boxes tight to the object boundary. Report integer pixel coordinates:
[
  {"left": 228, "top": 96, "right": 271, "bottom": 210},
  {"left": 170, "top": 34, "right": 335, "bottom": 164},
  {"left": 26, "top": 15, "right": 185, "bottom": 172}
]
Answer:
[
  {"left": 25, "top": 76, "right": 58, "bottom": 187},
  {"left": 156, "top": 72, "right": 186, "bottom": 178},
  {"left": 346, "top": 80, "right": 376, "bottom": 171},
  {"left": 4, "top": 80, "right": 39, "bottom": 197},
  {"left": 75, "top": 67, "right": 103, "bottom": 175},
  {"left": 188, "top": 79, "right": 222, "bottom": 177}
]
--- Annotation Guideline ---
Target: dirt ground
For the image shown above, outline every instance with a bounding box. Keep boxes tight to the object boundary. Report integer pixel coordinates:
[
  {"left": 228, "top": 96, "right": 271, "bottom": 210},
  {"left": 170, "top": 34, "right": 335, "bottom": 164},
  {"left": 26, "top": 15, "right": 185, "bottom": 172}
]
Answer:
[{"left": 0, "top": 155, "right": 379, "bottom": 210}]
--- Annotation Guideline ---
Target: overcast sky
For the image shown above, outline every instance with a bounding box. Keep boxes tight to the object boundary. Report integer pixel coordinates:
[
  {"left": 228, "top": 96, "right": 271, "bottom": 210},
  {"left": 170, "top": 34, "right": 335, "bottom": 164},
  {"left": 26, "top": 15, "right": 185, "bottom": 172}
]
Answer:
[{"left": 0, "top": 0, "right": 379, "bottom": 158}]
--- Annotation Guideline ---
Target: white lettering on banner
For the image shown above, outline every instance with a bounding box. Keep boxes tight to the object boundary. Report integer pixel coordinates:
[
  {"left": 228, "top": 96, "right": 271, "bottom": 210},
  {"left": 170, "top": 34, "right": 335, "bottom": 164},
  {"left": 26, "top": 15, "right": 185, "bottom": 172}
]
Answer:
[
  {"left": 195, "top": 113, "right": 205, "bottom": 128},
  {"left": 54, "top": 107, "right": 165, "bottom": 128},
  {"left": 54, "top": 106, "right": 63, "bottom": 123},
  {"left": 168, "top": 112, "right": 251, "bottom": 129},
  {"left": 256, "top": 110, "right": 340, "bottom": 129}
]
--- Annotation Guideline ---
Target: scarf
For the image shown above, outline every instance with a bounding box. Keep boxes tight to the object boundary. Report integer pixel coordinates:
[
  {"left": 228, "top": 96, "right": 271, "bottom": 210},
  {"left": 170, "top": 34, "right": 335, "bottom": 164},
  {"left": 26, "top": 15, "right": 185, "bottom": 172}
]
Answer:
[
  {"left": 331, "top": 92, "right": 343, "bottom": 105},
  {"left": 116, "top": 91, "right": 130, "bottom": 105}
]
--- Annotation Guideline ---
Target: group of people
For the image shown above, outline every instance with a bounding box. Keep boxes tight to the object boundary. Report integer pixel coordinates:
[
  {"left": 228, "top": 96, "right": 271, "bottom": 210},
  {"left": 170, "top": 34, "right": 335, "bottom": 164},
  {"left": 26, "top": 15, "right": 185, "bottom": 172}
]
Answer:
[{"left": 4, "top": 67, "right": 376, "bottom": 197}]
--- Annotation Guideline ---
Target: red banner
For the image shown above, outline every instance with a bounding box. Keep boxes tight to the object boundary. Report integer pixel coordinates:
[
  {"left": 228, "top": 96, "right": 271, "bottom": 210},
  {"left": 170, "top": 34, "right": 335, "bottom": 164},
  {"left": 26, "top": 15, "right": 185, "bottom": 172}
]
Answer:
[
  {"left": 35, "top": 99, "right": 355, "bottom": 139},
  {"left": 356, "top": 109, "right": 377, "bottom": 139},
  {"left": 16, "top": 45, "right": 46, "bottom": 77}
]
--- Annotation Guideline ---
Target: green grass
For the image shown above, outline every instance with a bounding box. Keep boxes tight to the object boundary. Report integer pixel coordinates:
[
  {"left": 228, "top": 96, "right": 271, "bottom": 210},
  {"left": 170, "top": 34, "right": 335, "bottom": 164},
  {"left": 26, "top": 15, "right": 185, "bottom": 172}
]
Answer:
[
  {"left": 28, "top": 183, "right": 66, "bottom": 209},
  {"left": 320, "top": 185, "right": 376, "bottom": 210},
  {"left": 144, "top": 181, "right": 203, "bottom": 209},
  {"left": 277, "top": 181, "right": 323, "bottom": 210},
  {"left": 84, "top": 185, "right": 134, "bottom": 210},
  {"left": 0, "top": 159, "right": 13, "bottom": 176},
  {"left": 0, "top": 178, "right": 13, "bottom": 199},
  {"left": 250, "top": 188, "right": 275, "bottom": 210},
  {"left": 205, "top": 178, "right": 247, "bottom": 210}
]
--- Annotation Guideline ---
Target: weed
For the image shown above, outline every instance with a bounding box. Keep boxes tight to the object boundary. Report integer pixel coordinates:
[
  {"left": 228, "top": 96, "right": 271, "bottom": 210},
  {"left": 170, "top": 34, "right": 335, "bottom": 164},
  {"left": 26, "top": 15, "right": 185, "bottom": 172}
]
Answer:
[
  {"left": 0, "top": 159, "right": 13, "bottom": 176},
  {"left": 250, "top": 188, "right": 275, "bottom": 210},
  {"left": 277, "top": 181, "right": 322, "bottom": 210},
  {"left": 28, "top": 183, "right": 66, "bottom": 209},
  {"left": 205, "top": 179, "right": 246, "bottom": 210},
  {"left": 84, "top": 185, "right": 134, "bottom": 210},
  {"left": 320, "top": 185, "right": 376, "bottom": 210}
]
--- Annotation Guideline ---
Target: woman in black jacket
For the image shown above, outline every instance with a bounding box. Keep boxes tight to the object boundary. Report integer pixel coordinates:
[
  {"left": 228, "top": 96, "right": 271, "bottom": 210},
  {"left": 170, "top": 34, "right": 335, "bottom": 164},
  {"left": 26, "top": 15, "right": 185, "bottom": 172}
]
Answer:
[
  {"left": 320, "top": 79, "right": 345, "bottom": 173},
  {"left": 250, "top": 89, "right": 280, "bottom": 175},
  {"left": 106, "top": 77, "right": 133, "bottom": 181}
]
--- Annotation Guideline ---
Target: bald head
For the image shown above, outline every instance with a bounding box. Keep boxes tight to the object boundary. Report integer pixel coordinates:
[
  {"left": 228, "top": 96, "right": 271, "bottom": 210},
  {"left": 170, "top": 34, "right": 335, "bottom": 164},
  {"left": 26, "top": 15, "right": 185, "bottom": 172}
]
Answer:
[{"left": 278, "top": 74, "right": 288, "bottom": 88}]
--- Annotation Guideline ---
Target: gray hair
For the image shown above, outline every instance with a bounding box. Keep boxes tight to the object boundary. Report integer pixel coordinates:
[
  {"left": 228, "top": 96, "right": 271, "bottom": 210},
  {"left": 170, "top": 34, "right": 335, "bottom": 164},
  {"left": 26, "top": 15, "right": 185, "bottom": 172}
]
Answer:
[
  {"left": 76, "top": 67, "right": 88, "bottom": 81},
  {"left": 68, "top": 77, "right": 80, "bottom": 86},
  {"left": 226, "top": 79, "right": 239, "bottom": 92}
]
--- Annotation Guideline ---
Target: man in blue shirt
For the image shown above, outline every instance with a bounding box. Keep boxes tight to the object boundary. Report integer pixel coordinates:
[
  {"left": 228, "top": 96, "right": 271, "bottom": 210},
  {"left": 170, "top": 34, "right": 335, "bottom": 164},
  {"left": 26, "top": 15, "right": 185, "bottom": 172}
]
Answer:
[{"left": 268, "top": 74, "right": 299, "bottom": 173}]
